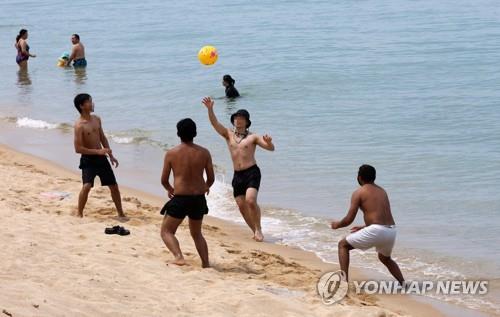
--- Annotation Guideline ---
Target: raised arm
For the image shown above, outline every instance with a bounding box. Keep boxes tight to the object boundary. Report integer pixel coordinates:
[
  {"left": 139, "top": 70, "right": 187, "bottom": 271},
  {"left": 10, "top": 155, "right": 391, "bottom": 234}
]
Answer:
[
  {"left": 256, "top": 134, "right": 275, "bottom": 151},
  {"left": 161, "top": 152, "right": 174, "bottom": 198},
  {"left": 331, "top": 190, "right": 361, "bottom": 229},
  {"left": 202, "top": 97, "right": 229, "bottom": 139},
  {"left": 205, "top": 150, "right": 215, "bottom": 192},
  {"left": 74, "top": 124, "right": 109, "bottom": 156}
]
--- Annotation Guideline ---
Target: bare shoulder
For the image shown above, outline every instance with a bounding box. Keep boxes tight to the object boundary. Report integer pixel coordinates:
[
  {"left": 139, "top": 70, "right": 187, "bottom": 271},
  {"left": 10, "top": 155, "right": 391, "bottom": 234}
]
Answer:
[
  {"left": 91, "top": 114, "right": 101, "bottom": 121},
  {"left": 195, "top": 144, "right": 211, "bottom": 156},
  {"left": 353, "top": 187, "right": 363, "bottom": 197},
  {"left": 249, "top": 132, "right": 260, "bottom": 141},
  {"left": 74, "top": 118, "right": 84, "bottom": 128}
]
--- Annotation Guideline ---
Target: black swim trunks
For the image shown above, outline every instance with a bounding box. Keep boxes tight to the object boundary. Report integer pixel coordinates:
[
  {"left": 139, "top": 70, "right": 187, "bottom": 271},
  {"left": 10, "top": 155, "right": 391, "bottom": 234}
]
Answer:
[
  {"left": 160, "top": 195, "right": 208, "bottom": 220},
  {"left": 232, "top": 164, "right": 261, "bottom": 197},
  {"left": 79, "top": 155, "right": 117, "bottom": 187}
]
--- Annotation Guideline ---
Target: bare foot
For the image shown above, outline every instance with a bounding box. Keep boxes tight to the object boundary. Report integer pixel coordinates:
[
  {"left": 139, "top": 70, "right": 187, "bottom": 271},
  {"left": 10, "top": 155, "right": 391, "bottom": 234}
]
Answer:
[
  {"left": 202, "top": 262, "right": 210, "bottom": 268},
  {"left": 171, "top": 257, "right": 186, "bottom": 266},
  {"left": 254, "top": 230, "right": 264, "bottom": 242},
  {"left": 75, "top": 212, "right": 83, "bottom": 218},
  {"left": 114, "top": 215, "right": 129, "bottom": 222}
]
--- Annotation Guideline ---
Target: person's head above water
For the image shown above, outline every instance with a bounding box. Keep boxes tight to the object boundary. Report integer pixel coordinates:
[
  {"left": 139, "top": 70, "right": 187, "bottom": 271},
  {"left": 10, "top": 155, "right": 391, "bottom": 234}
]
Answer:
[
  {"left": 222, "top": 74, "right": 236, "bottom": 88},
  {"left": 358, "top": 164, "right": 376, "bottom": 185},
  {"left": 177, "top": 118, "right": 197, "bottom": 143},
  {"left": 71, "top": 34, "right": 80, "bottom": 44},
  {"left": 16, "top": 29, "right": 28, "bottom": 42},
  {"left": 231, "top": 109, "right": 251, "bottom": 130},
  {"left": 74, "top": 93, "right": 93, "bottom": 114}
]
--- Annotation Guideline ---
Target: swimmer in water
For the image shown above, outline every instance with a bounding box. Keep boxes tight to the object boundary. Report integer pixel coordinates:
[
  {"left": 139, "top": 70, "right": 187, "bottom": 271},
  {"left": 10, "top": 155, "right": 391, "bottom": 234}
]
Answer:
[
  {"left": 15, "top": 29, "right": 36, "bottom": 68},
  {"left": 223, "top": 75, "right": 240, "bottom": 98},
  {"left": 67, "top": 34, "right": 87, "bottom": 68}
]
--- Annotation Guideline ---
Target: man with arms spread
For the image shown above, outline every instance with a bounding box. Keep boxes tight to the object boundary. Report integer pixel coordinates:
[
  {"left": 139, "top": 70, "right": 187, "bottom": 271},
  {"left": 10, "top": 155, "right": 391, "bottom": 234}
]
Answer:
[
  {"left": 67, "top": 34, "right": 86, "bottom": 67},
  {"left": 202, "top": 97, "right": 274, "bottom": 242},
  {"left": 331, "top": 165, "right": 405, "bottom": 284},
  {"left": 160, "top": 119, "right": 214, "bottom": 267},
  {"left": 73, "top": 93, "right": 125, "bottom": 218}
]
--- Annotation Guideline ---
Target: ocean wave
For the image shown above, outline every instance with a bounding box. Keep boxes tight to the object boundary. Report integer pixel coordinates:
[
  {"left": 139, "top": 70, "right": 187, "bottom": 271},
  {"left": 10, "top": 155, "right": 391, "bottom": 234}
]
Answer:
[{"left": 16, "top": 117, "right": 59, "bottom": 129}]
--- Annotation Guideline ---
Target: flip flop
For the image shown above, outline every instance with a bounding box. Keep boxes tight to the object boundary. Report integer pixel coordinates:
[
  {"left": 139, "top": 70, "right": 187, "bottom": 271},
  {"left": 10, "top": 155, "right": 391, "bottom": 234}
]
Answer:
[
  {"left": 117, "top": 226, "right": 130, "bottom": 236},
  {"left": 105, "top": 226, "right": 130, "bottom": 236},
  {"left": 105, "top": 225, "right": 121, "bottom": 234}
]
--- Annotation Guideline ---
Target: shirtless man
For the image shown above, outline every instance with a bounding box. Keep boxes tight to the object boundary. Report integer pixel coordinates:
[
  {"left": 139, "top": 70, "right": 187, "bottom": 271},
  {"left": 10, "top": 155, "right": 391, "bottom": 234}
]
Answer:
[
  {"left": 67, "top": 34, "right": 86, "bottom": 68},
  {"left": 331, "top": 165, "right": 405, "bottom": 284},
  {"left": 73, "top": 93, "right": 125, "bottom": 218},
  {"left": 202, "top": 97, "right": 275, "bottom": 242},
  {"left": 160, "top": 118, "right": 214, "bottom": 267}
]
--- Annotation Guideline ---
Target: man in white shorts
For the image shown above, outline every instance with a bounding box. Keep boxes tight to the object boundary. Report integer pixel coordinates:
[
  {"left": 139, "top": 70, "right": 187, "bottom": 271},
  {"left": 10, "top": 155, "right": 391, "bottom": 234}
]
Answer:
[{"left": 331, "top": 165, "right": 405, "bottom": 284}]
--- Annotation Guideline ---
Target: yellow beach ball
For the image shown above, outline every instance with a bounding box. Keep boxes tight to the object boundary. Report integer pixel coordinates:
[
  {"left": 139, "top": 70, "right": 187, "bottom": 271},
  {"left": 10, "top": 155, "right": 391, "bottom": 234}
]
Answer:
[{"left": 198, "top": 45, "right": 218, "bottom": 66}]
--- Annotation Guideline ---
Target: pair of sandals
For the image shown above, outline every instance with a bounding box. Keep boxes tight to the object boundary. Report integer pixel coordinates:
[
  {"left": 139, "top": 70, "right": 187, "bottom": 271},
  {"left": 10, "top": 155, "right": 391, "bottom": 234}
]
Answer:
[{"left": 104, "top": 225, "right": 130, "bottom": 236}]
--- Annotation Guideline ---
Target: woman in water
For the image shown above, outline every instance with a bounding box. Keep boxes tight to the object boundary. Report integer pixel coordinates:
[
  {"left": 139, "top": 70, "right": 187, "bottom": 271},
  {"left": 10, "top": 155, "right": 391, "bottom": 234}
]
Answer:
[
  {"left": 223, "top": 75, "right": 240, "bottom": 98},
  {"left": 15, "top": 29, "right": 36, "bottom": 68}
]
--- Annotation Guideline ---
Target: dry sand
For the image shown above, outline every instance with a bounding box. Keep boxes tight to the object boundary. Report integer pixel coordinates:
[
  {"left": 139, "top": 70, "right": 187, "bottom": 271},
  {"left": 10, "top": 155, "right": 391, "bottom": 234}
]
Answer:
[{"left": 0, "top": 144, "right": 444, "bottom": 317}]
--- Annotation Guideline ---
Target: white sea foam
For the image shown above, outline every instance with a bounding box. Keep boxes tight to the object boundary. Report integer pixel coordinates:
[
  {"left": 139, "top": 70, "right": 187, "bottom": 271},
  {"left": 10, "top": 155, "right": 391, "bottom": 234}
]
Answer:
[
  {"left": 111, "top": 136, "right": 136, "bottom": 144},
  {"left": 16, "top": 117, "right": 59, "bottom": 129}
]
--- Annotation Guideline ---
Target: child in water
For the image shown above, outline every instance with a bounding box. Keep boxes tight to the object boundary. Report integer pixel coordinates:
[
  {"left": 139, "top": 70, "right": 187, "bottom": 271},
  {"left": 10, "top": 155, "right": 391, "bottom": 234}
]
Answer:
[{"left": 223, "top": 75, "right": 240, "bottom": 98}]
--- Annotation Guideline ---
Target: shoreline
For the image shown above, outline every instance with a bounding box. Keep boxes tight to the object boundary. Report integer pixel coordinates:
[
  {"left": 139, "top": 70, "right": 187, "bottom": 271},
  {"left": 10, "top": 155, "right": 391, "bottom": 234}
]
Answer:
[
  {"left": 0, "top": 145, "right": 450, "bottom": 316},
  {"left": 0, "top": 141, "right": 493, "bottom": 317}
]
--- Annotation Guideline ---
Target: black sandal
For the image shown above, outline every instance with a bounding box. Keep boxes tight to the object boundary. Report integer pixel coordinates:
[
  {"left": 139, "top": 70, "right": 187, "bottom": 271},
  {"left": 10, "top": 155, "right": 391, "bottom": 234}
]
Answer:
[
  {"left": 105, "top": 225, "right": 121, "bottom": 234},
  {"left": 117, "top": 226, "right": 130, "bottom": 236}
]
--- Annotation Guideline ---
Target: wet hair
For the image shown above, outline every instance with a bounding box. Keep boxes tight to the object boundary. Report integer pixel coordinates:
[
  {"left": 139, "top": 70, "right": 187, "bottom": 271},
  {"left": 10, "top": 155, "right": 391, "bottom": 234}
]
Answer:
[
  {"left": 223, "top": 74, "right": 236, "bottom": 86},
  {"left": 358, "top": 164, "right": 376, "bottom": 183},
  {"left": 16, "top": 29, "right": 27, "bottom": 43},
  {"left": 73, "top": 93, "right": 91, "bottom": 113},
  {"left": 72, "top": 34, "right": 80, "bottom": 40},
  {"left": 177, "top": 118, "right": 197, "bottom": 142}
]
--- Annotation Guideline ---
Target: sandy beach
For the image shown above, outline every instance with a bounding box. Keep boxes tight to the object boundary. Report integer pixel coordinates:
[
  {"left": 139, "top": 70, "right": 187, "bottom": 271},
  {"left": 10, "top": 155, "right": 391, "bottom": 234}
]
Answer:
[{"left": 0, "top": 143, "right": 453, "bottom": 317}]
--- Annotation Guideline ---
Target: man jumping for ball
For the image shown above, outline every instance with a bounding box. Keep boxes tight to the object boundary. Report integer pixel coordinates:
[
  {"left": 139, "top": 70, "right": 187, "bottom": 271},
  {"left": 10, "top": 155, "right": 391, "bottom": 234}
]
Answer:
[{"left": 202, "top": 97, "right": 275, "bottom": 242}]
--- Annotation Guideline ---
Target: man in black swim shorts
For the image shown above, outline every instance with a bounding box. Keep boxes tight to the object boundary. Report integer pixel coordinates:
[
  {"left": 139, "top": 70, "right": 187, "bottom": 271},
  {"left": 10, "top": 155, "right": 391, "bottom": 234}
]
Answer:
[
  {"left": 160, "top": 118, "right": 214, "bottom": 267},
  {"left": 73, "top": 93, "right": 125, "bottom": 218},
  {"left": 203, "top": 97, "right": 275, "bottom": 242}
]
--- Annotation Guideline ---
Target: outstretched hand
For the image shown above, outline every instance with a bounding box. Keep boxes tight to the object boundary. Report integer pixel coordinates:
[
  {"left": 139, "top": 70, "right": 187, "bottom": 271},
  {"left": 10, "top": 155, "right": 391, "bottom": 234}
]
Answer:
[
  {"left": 263, "top": 134, "right": 273, "bottom": 144},
  {"left": 202, "top": 97, "right": 214, "bottom": 109},
  {"left": 331, "top": 221, "right": 341, "bottom": 230}
]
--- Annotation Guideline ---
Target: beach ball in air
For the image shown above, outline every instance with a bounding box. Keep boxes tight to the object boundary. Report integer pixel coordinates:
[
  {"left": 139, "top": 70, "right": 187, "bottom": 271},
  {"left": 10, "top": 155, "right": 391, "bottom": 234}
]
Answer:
[{"left": 198, "top": 45, "right": 218, "bottom": 66}]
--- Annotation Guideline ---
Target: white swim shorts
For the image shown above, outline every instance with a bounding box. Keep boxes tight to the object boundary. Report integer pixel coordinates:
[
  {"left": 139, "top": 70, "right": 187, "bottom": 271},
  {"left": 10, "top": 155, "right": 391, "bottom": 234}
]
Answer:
[{"left": 345, "top": 224, "right": 396, "bottom": 257}]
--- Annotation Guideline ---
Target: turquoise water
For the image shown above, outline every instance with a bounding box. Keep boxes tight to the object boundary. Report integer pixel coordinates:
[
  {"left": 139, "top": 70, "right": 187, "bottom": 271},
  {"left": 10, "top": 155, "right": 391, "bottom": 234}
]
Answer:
[{"left": 1, "top": 0, "right": 499, "bottom": 313}]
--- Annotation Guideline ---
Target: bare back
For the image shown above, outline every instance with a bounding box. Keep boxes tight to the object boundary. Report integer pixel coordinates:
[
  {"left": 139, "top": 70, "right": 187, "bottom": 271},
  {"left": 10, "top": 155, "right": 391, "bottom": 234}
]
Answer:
[
  {"left": 72, "top": 43, "right": 85, "bottom": 60},
  {"left": 226, "top": 129, "right": 258, "bottom": 171},
  {"left": 358, "top": 184, "right": 395, "bottom": 226},
  {"left": 165, "top": 143, "right": 211, "bottom": 195}
]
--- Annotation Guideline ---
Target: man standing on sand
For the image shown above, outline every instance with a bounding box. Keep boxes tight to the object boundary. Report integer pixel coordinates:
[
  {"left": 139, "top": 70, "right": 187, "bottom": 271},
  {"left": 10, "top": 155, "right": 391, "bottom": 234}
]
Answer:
[
  {"left": 73, "top": 93, "right": 125, "bottom": 218},
  {"left": 67, "top": 34, "right": 86, "bottom": 68},
  {"left": 202, "top": 97, "right": 275, "bottom": 242},
  {"left": 160, "top": 119, "right": 214, "bottom": 267},
  {"left": 331, "top": 165, "right": 405, "bottom": 284}
]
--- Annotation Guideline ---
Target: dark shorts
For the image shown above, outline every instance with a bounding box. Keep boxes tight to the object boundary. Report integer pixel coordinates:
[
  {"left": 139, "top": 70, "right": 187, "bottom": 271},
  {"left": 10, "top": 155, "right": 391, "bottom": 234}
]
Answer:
[
  {"left": 232, "top": 165, "right": 261, "bottom": 198},
  {"left": 79, "top": 155, "right": 117, "bottom": 187},
  {"left": 160, "top": 195, "right": 208, "bottom": 220},
  {"left": 73, "top": 58, "right": 87, "bottom": 68}
]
